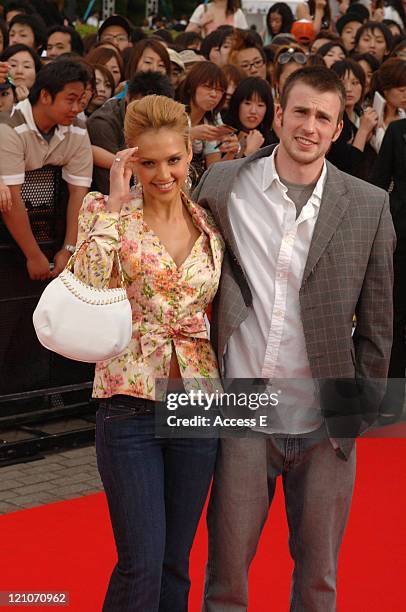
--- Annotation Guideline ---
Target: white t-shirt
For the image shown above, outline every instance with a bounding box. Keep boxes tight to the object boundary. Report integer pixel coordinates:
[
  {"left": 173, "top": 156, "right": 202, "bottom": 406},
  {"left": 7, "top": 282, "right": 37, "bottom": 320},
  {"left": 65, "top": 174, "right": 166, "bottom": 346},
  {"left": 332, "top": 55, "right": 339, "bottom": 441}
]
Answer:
[{"left": 189, "top": 4, "right": 248, "bottom": 35}]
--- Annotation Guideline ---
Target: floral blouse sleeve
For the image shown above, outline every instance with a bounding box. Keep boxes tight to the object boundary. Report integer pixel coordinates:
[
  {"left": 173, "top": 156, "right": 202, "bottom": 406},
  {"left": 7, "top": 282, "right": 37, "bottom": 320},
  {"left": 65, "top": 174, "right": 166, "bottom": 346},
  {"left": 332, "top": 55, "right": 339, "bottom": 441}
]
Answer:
[{"left": 74, "top": 191, "right": 121, "bottom": 289}]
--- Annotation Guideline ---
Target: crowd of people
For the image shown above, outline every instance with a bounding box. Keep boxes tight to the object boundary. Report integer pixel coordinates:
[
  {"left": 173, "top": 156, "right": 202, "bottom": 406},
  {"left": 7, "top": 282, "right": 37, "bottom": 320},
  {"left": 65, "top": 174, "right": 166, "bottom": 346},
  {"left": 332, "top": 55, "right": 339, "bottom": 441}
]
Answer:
[
  {"left": 0, "top": 2, "right": 404, "bottom": 196},
  {"left": 0, "top": 1, "right": 404, "bottom": 610}
]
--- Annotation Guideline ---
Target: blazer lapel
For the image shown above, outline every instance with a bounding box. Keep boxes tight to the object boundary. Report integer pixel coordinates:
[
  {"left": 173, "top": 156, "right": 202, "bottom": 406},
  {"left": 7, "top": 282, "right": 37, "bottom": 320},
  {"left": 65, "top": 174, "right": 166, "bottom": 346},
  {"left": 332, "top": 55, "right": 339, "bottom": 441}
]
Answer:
[{"left": 302, "top": 162, "right": 350, "bottom": 285}]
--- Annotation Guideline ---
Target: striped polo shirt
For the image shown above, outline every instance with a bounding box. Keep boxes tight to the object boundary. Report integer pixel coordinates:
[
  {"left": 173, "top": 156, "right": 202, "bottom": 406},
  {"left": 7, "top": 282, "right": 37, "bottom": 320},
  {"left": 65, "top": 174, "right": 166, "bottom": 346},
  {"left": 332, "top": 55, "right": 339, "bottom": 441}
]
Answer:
[{"left": 0, "top": 98, "right": 93, "bottom": 187}]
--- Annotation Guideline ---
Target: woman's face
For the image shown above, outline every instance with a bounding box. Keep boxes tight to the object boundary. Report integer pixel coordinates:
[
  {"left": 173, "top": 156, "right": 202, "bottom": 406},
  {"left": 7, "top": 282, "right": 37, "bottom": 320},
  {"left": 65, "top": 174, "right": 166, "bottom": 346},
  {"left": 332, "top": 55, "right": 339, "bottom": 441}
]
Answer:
[
  {"left": 9, "top": 23, "right": 35, "bottom": 49},
  {"left": 341, "top": 70, "right": 362, "bottom": 109},
  {"left": 194, "top": 82, "right": 224, "bottom": 113},
  {"left": 384, "top": 86, "right": 406, "bottom": 111},
  {"left": 0, "top": 87, "right": 14, "bottom": 113},
  {"left": 8, "top": 51, "right": 36, "bottom": 89},
  {"left": 357, "top": 59, "right": 373, "bottom": 92},
  {"left": 105, "top": 57, "right": 121, "bottom": 87},
  {"left": 136, "top": 47, "right": 167, "bottom": 75},
  {"left": 323, "top": 46, "right": 346, "bottom": 68},
  {"left": 269, "top": 11, "right": 283, "bottom": 35},
  {"left": 93, "top": 69, "right": 113, "bottom": 108},
  {"left": 238, "top": 93, "right": 267, "bottom": 130},
  {"left": 133, "top": 128, "right": 192, "bottom": 203}
]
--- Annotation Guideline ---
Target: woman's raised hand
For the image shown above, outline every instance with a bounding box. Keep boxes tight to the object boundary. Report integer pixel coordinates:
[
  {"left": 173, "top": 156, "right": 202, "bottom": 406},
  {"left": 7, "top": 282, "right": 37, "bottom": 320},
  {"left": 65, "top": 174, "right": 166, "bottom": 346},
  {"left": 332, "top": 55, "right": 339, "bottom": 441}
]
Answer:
[
  {"left": 245, "top": 130, "right": 265, "bottom": 156},
  {"left": 107, "top": 147, "right": 138, "bottom": 213}
]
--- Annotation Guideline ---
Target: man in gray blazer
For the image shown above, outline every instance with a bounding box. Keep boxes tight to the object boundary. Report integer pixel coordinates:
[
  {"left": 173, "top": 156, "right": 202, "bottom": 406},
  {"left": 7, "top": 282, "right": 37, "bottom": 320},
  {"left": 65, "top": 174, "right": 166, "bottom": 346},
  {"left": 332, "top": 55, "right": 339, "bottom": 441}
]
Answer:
[{"left": 194, "top": 67, "right": 395, "bottom": 611}]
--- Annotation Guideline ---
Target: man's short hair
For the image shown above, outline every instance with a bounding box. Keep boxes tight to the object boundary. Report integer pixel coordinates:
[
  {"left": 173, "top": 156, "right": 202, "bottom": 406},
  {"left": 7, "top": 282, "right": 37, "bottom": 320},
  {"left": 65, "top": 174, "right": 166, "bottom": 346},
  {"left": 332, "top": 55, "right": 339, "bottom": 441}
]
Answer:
[
  {"left": 3, "top": 0, "right": 35, "bottom": 19},
  {"left": 128, "top": 71, "right": 174, "bottom": 101},
  {"left": 28, "top": 59, "right": 91, "bottom": 105},
  {"left": 47, "top": 25, "right": 84, "bottom": 56},
  {"left": 280, "top": 66, "right": 346, "bottom": 123},
  {"left": 354, "top": 21, "right": 393, "bottom": 56}
]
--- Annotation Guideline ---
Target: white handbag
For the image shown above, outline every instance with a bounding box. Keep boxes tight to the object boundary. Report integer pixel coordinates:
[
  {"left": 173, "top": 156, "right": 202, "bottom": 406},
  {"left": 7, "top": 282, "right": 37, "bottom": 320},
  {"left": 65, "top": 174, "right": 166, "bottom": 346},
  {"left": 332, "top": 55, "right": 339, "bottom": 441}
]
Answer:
[{"left": 33, "top": 242, "right": 133, "bottom": 363}]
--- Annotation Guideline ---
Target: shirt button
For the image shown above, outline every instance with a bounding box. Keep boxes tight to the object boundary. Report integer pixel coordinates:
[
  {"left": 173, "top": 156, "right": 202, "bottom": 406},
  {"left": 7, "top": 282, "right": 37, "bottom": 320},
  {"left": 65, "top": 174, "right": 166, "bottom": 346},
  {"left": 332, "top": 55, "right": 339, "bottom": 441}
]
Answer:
[{"left": 274, "top": 309, "right": 283, "bottom": 318}]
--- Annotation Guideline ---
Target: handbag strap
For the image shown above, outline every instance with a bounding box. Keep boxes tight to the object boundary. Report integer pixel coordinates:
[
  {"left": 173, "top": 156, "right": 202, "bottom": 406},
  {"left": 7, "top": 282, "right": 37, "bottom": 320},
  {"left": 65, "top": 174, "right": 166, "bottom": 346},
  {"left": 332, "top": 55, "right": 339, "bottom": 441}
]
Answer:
[{"left": 65, "top": 240, "right": 126, "bottom": 288}]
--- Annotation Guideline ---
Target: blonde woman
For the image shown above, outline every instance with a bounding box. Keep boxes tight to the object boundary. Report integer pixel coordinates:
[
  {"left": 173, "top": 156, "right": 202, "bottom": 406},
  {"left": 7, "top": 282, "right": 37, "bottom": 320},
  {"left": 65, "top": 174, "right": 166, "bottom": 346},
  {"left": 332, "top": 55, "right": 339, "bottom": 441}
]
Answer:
[{"left": 74, "top": 95, "right": 224, "bottom": 611}]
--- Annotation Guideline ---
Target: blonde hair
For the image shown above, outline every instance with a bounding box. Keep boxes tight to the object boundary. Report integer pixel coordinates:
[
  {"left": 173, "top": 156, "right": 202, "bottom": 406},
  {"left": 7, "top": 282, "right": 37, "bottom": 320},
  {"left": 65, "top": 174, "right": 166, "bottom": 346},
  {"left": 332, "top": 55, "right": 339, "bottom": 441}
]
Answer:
[{"left": 124, "top": 95, "right": 190, "bottom": 149}]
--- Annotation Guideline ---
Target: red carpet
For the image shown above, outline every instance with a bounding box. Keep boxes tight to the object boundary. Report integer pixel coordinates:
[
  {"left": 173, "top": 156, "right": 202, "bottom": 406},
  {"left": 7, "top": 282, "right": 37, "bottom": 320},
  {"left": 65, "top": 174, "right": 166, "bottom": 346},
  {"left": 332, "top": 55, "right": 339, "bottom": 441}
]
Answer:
[{"left": 1, "top": 437, "right": 405, "bottom": 611}]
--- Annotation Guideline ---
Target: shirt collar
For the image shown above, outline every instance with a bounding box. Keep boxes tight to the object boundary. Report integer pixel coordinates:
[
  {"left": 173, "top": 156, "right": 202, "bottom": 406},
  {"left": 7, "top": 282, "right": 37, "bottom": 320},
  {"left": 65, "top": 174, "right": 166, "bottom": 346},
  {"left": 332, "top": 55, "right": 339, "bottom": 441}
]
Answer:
[
  {"left": 15, "top": 98, "right": 67, "bottom": 142},
  {"left": 262, "top": 144, "right": 327, "bottom": 206}
]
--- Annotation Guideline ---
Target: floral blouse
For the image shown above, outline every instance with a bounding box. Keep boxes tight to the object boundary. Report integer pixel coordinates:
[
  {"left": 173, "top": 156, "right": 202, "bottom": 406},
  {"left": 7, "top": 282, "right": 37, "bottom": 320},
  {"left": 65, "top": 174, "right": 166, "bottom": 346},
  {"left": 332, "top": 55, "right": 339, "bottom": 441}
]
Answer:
[{"left": 74, "top": 190, "right": 225, "bottom": 400}]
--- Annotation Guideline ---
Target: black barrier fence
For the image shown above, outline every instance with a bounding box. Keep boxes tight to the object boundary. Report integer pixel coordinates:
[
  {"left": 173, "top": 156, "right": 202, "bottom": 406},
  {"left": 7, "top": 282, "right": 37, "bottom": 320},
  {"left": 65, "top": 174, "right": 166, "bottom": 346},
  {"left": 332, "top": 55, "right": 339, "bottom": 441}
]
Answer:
[{"left": 0, "top": 167, "right": 95, "bottom": 463}]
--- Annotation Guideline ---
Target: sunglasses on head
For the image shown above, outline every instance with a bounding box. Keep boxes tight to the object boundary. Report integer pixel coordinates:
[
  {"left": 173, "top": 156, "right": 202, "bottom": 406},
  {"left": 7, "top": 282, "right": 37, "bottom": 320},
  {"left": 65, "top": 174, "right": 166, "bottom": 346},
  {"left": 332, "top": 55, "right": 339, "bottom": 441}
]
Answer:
[{"left": 277, "top": 49, "right": 307, "bottom": 65}]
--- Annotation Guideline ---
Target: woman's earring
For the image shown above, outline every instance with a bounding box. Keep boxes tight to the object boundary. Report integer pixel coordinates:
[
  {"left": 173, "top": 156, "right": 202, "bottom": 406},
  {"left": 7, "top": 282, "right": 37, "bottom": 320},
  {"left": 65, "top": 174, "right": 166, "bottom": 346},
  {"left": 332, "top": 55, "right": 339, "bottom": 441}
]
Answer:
[
  {"left": 131, "top": 174, "right": 142, "bottom": 196},
  {"left": 183, "top": 165, "right": 193, "bottom": 193}
]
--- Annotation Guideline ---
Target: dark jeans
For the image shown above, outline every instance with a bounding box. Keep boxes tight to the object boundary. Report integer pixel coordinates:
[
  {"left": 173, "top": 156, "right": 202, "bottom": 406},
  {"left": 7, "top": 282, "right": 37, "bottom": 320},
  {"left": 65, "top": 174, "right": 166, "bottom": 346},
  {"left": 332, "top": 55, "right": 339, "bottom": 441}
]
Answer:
[{"left": 96, "top": 396, "right": 218, "bottom": 612}]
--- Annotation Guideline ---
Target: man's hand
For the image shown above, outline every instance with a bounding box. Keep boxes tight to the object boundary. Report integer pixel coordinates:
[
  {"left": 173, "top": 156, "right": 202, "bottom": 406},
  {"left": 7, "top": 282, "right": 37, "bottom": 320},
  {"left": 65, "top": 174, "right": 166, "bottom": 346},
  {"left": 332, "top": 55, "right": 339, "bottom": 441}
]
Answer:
[
  {"left": 0, "top": 182, "right": 13, "bottom": 212},
  {"left": 27, "top": 252, "right": 52, "bottom": 280},
  {"left": 52, "top": 248, "right": 71, "bottom": 277}
]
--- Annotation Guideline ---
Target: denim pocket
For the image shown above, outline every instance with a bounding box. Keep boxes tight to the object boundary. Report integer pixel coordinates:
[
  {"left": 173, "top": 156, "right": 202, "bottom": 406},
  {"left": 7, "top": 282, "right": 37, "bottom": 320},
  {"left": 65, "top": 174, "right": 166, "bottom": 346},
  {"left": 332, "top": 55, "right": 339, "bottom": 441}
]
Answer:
[{"left": 98, "top": 402, "right": 156, "bottom": 448}]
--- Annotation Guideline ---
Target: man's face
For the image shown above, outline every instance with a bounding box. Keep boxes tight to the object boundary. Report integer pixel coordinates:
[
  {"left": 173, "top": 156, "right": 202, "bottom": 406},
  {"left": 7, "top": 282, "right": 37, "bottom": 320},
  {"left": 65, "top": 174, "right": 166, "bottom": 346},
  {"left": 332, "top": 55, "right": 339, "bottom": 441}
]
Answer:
[
  {"left": 9, "top": 23, "right": 35, "bottom": 49},
  {"left": 341, "top": 21, "right": 362, "bottom": 52},
  {"left": 236, "top": 47, "right": 266, "bottom": 79},
  {"left": 47, "top": 32, "right": 72, "bottom": 59},
  {"left": 356, "top": 28, "right": 388, "bottom": 63},
  {"left": 275, "top": 82, "right": 343, "bottom": 167},
  {"left": 99, "top": 25, "right": 131, "bottom": 52},
  {"left": 43, "top": 82, "right": 85, "bottom": 125}
]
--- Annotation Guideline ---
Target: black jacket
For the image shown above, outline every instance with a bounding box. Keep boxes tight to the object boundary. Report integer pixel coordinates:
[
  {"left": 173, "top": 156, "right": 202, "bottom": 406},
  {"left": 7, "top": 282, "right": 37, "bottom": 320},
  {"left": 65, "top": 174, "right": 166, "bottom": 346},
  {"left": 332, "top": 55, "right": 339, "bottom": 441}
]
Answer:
[{"left": 372, "top": 118, "right": 406, "bottom": 253}]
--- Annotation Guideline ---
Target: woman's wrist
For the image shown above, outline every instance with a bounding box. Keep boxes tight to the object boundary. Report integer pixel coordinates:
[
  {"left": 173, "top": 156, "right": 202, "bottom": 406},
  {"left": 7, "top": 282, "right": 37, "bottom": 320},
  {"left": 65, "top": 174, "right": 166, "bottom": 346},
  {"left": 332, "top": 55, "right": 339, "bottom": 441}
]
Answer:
[{"left": 106, "top": 195, "right": 125, "bottom": 213}]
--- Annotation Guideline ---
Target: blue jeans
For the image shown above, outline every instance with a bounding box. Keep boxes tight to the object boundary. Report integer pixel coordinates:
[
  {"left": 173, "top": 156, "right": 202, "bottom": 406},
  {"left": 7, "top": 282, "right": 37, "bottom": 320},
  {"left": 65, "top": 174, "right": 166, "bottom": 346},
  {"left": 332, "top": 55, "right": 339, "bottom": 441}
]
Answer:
[{"left": 96, "top": 398, "right": 218, "bottom": 612}]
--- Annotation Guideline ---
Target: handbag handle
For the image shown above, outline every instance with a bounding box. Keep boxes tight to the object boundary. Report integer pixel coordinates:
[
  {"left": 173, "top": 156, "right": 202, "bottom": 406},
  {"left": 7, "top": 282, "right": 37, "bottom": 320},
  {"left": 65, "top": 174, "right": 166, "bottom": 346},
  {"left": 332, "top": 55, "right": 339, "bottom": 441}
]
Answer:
[{"left": 65, "top": 240, "right": 127, "bottom": 288}]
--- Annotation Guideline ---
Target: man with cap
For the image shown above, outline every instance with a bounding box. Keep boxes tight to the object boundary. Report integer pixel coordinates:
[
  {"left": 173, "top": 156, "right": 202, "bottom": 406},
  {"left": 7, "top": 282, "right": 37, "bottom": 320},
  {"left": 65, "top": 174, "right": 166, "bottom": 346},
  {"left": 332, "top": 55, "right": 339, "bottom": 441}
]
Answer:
[
  {"left": 336, "top": 11, "right": 364, "bottom": 53},
  {"left": 168, "top": 48, "right": 186, "bottom": 90},
  {"left": 179, "top": 49, "right": 206, "bottom": 74},
  {"left": 98, "top": 15, "right": 133, "bottom": 52}
]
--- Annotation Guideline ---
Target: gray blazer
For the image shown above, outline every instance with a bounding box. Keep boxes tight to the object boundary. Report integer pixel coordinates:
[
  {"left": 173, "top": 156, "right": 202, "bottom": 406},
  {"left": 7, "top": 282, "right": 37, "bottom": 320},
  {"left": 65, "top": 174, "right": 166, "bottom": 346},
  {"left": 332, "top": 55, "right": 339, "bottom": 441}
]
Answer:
[{"left": 194, "top": 146, "right": 396, "bottom": 443}]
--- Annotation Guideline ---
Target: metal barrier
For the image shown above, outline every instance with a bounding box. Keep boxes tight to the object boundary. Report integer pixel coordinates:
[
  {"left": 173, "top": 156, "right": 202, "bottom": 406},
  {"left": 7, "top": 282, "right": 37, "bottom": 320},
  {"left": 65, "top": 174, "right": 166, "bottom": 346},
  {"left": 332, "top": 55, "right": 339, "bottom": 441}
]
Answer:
[{"left": 0, "top": 167, "right": 95, "bottom": 463}]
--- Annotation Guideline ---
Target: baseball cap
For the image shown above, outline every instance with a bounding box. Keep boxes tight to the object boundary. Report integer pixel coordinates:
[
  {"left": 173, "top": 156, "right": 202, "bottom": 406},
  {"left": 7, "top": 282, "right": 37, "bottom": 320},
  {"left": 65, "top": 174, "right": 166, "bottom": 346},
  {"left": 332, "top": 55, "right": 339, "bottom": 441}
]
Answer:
[
  {"left": 168, "top": 48, "right": 185, "bottom": 72},
  {"left": 336, "top": 13, "right": 364, "bottom": 36},
  {"left": 179, "top": 49, "right": 206, "bottom": 65},
  {"left": 99, "top": 15, "right": 132, "bottom": 39}
]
